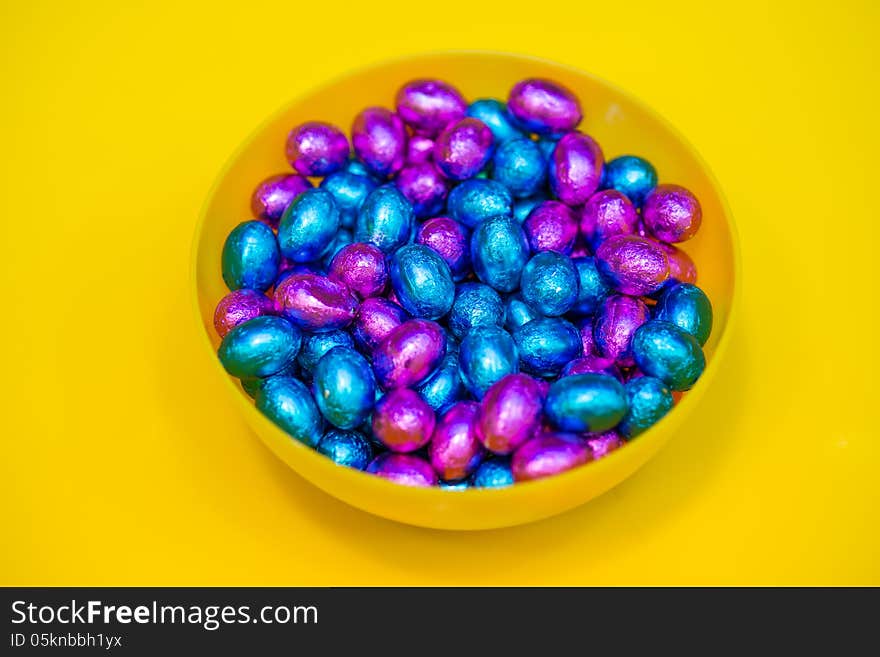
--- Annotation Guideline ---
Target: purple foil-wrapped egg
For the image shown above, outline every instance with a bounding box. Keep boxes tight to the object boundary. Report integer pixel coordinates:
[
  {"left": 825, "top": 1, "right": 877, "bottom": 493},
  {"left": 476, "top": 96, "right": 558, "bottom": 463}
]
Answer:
[
  {"left": 476, "top": 373, "right": 544, "bottom": 455},
  {"left": 415, "top": 216, "right": 471, "bottom": 281},
  {"left": 373, "top": 319, "right": 447, "bottom": 389},
  {"left": 642, "top": 184, "right": 702, "bottom": 243},
  {"left": 561, "top": 355, "right": 620, "bottom": 378},
  {"left": 351, "top": 297, "right": 408, "bottom": 352},
  {"left": 512, "top": 433, "right": 591, "bottom": 482},
  {"left": 523, "top": 200, "right": 579, "bottom": 254},
  {"left": 367, "top": 452, "right": 438, "bottom": 487},
  {"left": 433, "top": 118, "right": 495, "bottom": 181},
  {"left": 595, "top": 234, "right": 669, "bottom": 296},
  {"left": 372, "top": 388, "right": 436, "bottom": 453},
  {"left": 327, "top": 242, "right": 388, "bottom": 299},
  {"left": 285, "top": 122, "right": 350, "bottom": 177},
  {"left": 593, "top": 294, "right": 650, "bottom": 367},
  {"left": 396, "top": 79, "right": 467, "bottom": 137},
  {"left": 507, "top": 78, "right": 582, "bottom": 136},
  {"left": 549, "top": 132, "right": 604, "bottom": 206},
  {"left": 250, "top": 174, "right": 312, "bottom": 228},
  {"left": 213, "top": 289, "right": 275, "bottom": 338},
  {"left": 406, "top": 135, "right": 435, "bottom": 164},
  {"left": 351, "top": 107, "right": 407, "bottom": 178},
  {"left": 659, "top": 242, "right": 698, "bottom": 284},
  {"left": 429, "top": 401, "right": 484, "bottom": 481},
  {"left": 580, "top": 189, "right": 639, "bottom": 249},
  {"left": 273, "top": 273, "right": 358, "bottom": 331},
  {"left": 395, "top": 162, "right": 448, "bottom": 218},
  {"left": 578, "top": 318, "right": 596, "bottom": 356},
  {"left": 585, "top": 431, "right": 625, "bottom": 459}
]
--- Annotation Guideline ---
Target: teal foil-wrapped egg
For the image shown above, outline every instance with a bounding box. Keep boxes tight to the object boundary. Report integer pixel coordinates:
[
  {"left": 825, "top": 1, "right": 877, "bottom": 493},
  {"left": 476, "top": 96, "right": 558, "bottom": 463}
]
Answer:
[
  {"left": 544, "top": 373, "right": 628, "bottom": 433},
  {"left": 312, "top": 346, "right": 376, "bottom": 430},
  {"left": 491, "top": 137, "right": 547, "bottom": 198},
  {"left": 256, "top": 376, "right": 323, "bottom": 447},
  {"left": 520, "top": 252, "right": 579, "bottom": 317},
  {"left": 447, "top": 179, "right": 513, "bottom": 228},
  {"left": 319, "top": 170, "right": 377, "bottom": 229},
  {"left": 504, "top": 294, "right": 540, "bottom": 331},
  {"left": 276, "top": 188, "right": 340, "bottom": 263},
  {"left": 570, "top": 256, "right": 611, "bottom": 316},
  {"left": 470, "top": 215, "right": 529, "bottom": 293},
  {"left": 653, "top": 282, "right": 713, "bottom": 346},
  {"left": 513, "top": 193, "right": 549, "bottom": 224},
  {"left": 221, "top": 220, "right": 280, "bottom": 292},
  {"left": 512, "top": 317, "right": 581, "bottom": 377},
  {"left": 631, "top": 320, "right": 706, "bottom": 391},
  {"left": 466, "top": 99, "right": 524, "bottom": 144},
  {"left": 296, "top": 329, "right": 354, "bottom": 376},
  {"left": 355, "top": 184, "right": 414, "bottom": 253},
  {"left": 416, "top": 350, "right": 463, "bottom": 413},
  {"left": 388, "top": 244, "right": 455, "bottom": 320},
  {"left": 459, "top": 326, "right": 519, "bottom": 398},
  {"left": 317, "top": 429, "right": 373, "bottom": 470},
  {"left": 448, "top": 283, "right": 505, "bottom": 339},
  {"left": 218, "top": 316, "right": 301, "bottom": 379},
  {"left": 618, "top": 375, "right": 674, "bottom": 439},
  {"left": 471, "top": 457, "right": 514, "bottom": 488}
]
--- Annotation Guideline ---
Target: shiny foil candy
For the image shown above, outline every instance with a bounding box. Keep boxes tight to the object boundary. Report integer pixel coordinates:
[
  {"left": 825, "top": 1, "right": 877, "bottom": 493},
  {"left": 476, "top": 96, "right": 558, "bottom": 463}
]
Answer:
[
  {"left": 415, "top": 216, "right": 471, "bottom": 281},
  {"left": 251, "top": 173, "right": 312, "bottom": 228},
  {"left": 507, "top": 78, "right": 582, "bottom": 135},
  {"left": 523, "top": 200, "right": 578, "bottom": 255},
  {"left": 549, "top": 132, "right": 604, "bottom": 206},
  {"left": 429, "top": 401, "right": 484, "bottom": 481},
  {"left": 213, "top": 289, "right": 274, "bottom": 339},
  {"left": 396, "top": 79, "right": 467, "bottom": 137},
  {"left": 371, "top": 388, "right": 436, "bottom": 453},
  {"left": 642, "top": 184, "right": 702, "bottom": 243},
  {"left": 434, "top": 117, "right": 495, "bottom": 181},
  {"left": 221, "top": 220, "right": 280, "bottom": 292},
  {"left": 285, "top": 121, "right": 349, "bottom": 177}
]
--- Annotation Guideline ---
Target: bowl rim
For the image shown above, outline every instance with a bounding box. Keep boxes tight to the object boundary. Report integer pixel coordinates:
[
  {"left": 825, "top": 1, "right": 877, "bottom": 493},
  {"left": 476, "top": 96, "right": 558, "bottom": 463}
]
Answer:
[{"left": 190, "top": 49, "right": 742, "bottom": 507}]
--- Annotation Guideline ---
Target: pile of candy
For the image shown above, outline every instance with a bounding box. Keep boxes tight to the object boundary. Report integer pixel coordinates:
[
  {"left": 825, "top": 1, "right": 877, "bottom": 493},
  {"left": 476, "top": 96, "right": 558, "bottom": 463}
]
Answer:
[{"left": 214, "top": 77, "right": 713, "bottom": 489}]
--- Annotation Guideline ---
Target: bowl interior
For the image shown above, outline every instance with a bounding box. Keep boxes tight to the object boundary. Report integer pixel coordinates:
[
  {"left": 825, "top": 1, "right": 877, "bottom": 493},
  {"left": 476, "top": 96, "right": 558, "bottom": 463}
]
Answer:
[{"left": 193, "top": 52, "right": 738, "bottom": 530}]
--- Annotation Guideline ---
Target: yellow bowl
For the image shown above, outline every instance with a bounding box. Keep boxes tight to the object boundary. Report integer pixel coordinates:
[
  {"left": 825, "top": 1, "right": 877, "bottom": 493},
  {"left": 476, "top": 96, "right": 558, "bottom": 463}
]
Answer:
[{"left": 192, "top": 52, "right": 740, "bottom": 530}]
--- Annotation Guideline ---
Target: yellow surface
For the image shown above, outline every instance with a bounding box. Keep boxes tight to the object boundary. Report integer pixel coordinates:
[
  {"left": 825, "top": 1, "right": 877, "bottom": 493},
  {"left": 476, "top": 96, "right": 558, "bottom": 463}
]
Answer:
[{"left": 2, "top": 1, "right": 877, "bottom": 583}]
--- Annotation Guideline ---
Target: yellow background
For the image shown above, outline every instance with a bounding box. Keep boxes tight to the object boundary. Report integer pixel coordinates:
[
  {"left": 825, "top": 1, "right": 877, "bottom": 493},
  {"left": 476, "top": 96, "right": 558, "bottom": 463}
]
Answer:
[{"left": 2, "top": 0, "right": 877, "bottom": 584}]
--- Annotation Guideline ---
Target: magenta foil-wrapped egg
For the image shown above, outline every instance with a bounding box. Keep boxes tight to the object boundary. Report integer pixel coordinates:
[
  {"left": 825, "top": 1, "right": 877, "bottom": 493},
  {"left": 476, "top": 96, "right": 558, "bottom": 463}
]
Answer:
[
  {"left": 476, "top": 373, "right": 544, "bottom": 455},
  {"left": 642, "top": 184, "right": 702, "bottom": 243},
  {"left": 580, "top": 189, "right": 638, "bottom": 248},
  {"left": 593, "top": 294, "right": 650, "bottom": 367},
  {"left": 367, "top": 453, "right": 438, "bottom": 487},
  {"left": 406, "top": 135, "right": 435, "bottom": 164},
  {"left": 507, "top": 78, "right": 582, "bottom": 135},
  {"left": 429, "top": 401, "right": 484, "bottom": 481},
  {"left": 372, "top": 388, "right": 436, "bottom": 453},
  {"left": 562, "top": 355, "right": 620, "bottom": 378},
  {"left": 549, "top": 132, "right": 604, "bottom": 206},
  {"left": 595, "top": 234, "right": 669, "bottom": 296},
  {"left": 273, "top": 273, "right": 358, "bottom": 331},
  {"left": 285, "top": 122, "right": 350, "bottom": 177},
  {"left": 351, "top": 107, "right": 407, "bottom": 178},
  {"left": 585, "top": 431, "right": 625, "bottom": 459},
  {"left": 578, "top": 318, "right": 596, "bottom": 356},
  {"left": 512, "top": 433, "right": 591, "bottom": 482},
  {"left": 213, "top": 289, "right": 275, "bottom": 338},
  {"left": 396, "top": 79, "right": 467, "bottom": 137},
  {"left": 415, "top": 216, "right": 471, "bottom": 281},
  {"left": 433, "top": 118, "right": 495, "bottom": 181},
  {"left": 328, "top": 242, "right": 388, "bottom": 299},
  {"left": 351, "top": 297, "right": 409, "bottom": 352},
  {"left": 659, "top": 242, "right": 698, "bottom": 284},
  {"left": 372, "top": 319, "right": 447, "bottom": 389},
  {"left": 523, "top": 200, "right": 578, "bottom": 254},
  {"left": 395, "top": 162, "right": 448, "bottom": 218},
  {"left": 250, "top": 174, "right": 312, "bottom": 228}
]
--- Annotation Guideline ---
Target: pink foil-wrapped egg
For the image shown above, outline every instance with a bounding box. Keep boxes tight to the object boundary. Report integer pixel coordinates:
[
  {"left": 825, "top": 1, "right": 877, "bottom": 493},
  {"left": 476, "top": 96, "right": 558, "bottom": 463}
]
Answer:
[
  {"left": 512, "top": 433, "right": 591, "bottom": 482},
  {"left": 351, "top": 297, "right": 409, "bottom": 353},
  {"left": 522, "top": 200, "right": 579, "bottom": 254},
  {"left": 433, "top": 118, "right": 495, "bottom": 181},
  {"left": 578, "top": 318, "right": 597, "bottom": 356},
  {"left": 395, "top": 162, "right": 448, "bottom": 218},
  {"left": 273, "top": 273, "right": 358, "bottom": 331},
  {"left": 367, "top": 453, "right": 438, "bottom": 487},
  {"left": 372, "top": 319, "right": 447, "bottom": 389},
  {"left": 372, "top": 388, "right": 436, "bottom": 453},
  {"left": 642, "top": 184, "right": 702, "bottom": 243},
  {"left": 406, "top": 135, "right": 435, "bottom": 164},
  {"left": 593, "top": 294, "right": 650, "bottom": 367},
  {"left": 549, "top": 132, "right": 604, "bottom": 206},
  {"left": 351, "top": 107, "right": 407, "bottom": 178},
  {"left": 213, "top": 289, "right": 275, "bottom": 338},
  {"left": 415, "top": 216, "right": 471, "bottom": 281},
  {"left": 250, "top": 173, "right": 312, "bottom": 228},
  {"left": 507, "top": 78, "right": 582, "bottom": 135},
  {"left": 396, "top": 79, "right": 467, "bottom": 137},
  {"left": 285, "top": 122, "right": 350, "bottom": 177},
  {"left": 562, "top": 355, "right": 620, "bottom": 378},
  {"left": 595, "top": 234, "right": 669, "bottom": 296},
  {"left": 659, "top": 242, "right": 698, "bottom": 284},
  {"left": 585, "top": 430, "right": 625, "bottom": 459},
  {"left": 429, "top": 401, "right": 485, "bottom": 481},
  {"left": 580, "top": 189, "right": 639, "bottom": 248},
  {"left": 327, "top": 242, "right": 388, "bottom": 299},
  {"left": 476, "top": 373, "right": 544, "bottom": 455}
]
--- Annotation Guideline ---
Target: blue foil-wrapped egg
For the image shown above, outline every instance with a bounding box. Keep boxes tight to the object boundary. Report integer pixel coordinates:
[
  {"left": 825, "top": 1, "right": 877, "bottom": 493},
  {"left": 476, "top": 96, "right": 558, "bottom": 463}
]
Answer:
[
  {"left": 504, "top": 295, "right": 540, "bottom": 331},
  {"left": 416, "top": 350, "right": 463, "bottom": 413},
  {"left": 472, "top": 457, "right": 514, "bottom": 488},
  {"left": 276, "top": 188, "right": 340, "bottom": 263},
  {"left": 512, "top": 317, "right": 581, "bottom": 377},
  {"left": 448, "top": 282, "right": 505, "bottom": 340},
  {"left": 221, "top": 220, "right": 280, "bottom": 292},
  {"left": 296, "top": 329, "right": 354, "bottom": 376},
  {"left": 447, "top": 179, "right": 513, "bottom": 228},
  {"left": 316, "top": 429, "right": 373, "bottom": 470},
  {"left": 491, "top": 137, "right": 547, "bottom": 198},
  {"left": 218, "top": 316, "right": 301, "bottom": 379},
  {"left": 459, "top": 326, "right": 519, "bottom": 398},
  {"left": 631, "top": 320, "right": 706, "bottom": 391},
  {"left": 466, "top": 99, "right": 524, "bottom": 144},
  {"left": 470, "top": 215, "right": 529, "bottom": 293},
  {"left": 618, "top": 375, "right": 674, "bottom": 439},
  {"left": 256, "top": 376, "right": 323, "bottom": 447},
  {"left": 654, "top": 282, "right": 713, "bottom": 346},
  {"left": 602, "top": 155, "right": 658, "bottom": 207},
  {"left": 513, "top": 193, "right": 550, "bottom": 224},
  {"left": 570, "top": 256, "right": 611, "bottom": 316},
  {"left": 319, "top": 170, "right": 377, "bottom": 229},
  {"left": 520, "top": 252, "right": 579, "bottom": 317},
  {"left": 388, "top": 244, "right": 455, "bottom": 320},
  {"left": 312, "top": 346, "right": 375, "bottom": 430},
  {"left": 545, "top": 373, "right": 628, "bottom": 433},
  {"left": 355, "top": 184, "right": 414, "bottom": 253}
]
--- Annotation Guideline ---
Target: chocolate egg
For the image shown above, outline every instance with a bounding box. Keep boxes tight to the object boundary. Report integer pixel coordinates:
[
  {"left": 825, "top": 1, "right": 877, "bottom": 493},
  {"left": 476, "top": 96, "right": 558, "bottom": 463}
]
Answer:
[
  {"left": 520, "top": 252, "right": 579, "bottom": 317},
  {"left": 476, "top": 373, "right": 544, "bottom": 454},
  {"left": 355, "top": 184, "right": 414, "bottom": 253},
  {"left": 618, "top": 375, "right": 674, "bottom": 438},
  {"left": 218, "top": 316, "right": 301, "bottom": 379},
  {"left": 523, "top": 200, "right": 578, "bottom": 254},
  {"left": 595, "top": 234, "right": 669, "bottom": 296},
  {"left": 416, "top": 350, "right": 463, "bottom": 413},
  {"left": 507, "top": 78, "right": 582, "bottom": 135},
  {"left": 366, "top": 453, "right": 438, "bottom": 487},
  {"left": 396, "top": 79, "right": 467, "bottom": 136},
  {"left": 659, "top": 243, "right": 698, "bottom": 284},
  {"left": 470, "top": 215, "right": 529, "bottom": 293},
  {"left": 372, "top": 318, "right": 447, "bottom": 389},
  {"left": 251, "top": 173, "right": 312, "bottom": 228},
  {"left": 406, "top": 134, "right": 435, "bottom": 164},
  {"left": 549, "top": 132, "right": 604, "bottom": 206},
  {"left": 429, "top": 401, "right": 484, "bottom": 481},
  {"left": 394, "top": 162, "right": 448, "bottom": 218},
  {"left": 312, "top": 346, "right": 376, "bottom": 430},
  {"left": 285, "top": 121, "right": 349, "bottom": 176},
  {"left": 371, "top": 388, "right": 436, "bottom": 453},
  {"left": 472, "top": 458, "right": 514, "bottom": 488},
  {"left": 593, "top": 294, "right": 650, "bottom": 366},
  {"left": 351, "top": 107, "right": 407, "bottom": 178},
  {"left": 319, "top": 170, "right": 377, "bottom": 229},
  {"left": 415, "top": 216, "right": 471, "bottom": 281},
  {"left": 654, "top": 282, "right": 713, "bottom": 346},
  {"left": 631, "top": 320, "right": 706, "bottom": 391},
  {"left": 466, "top": 98, "right": 523, "bottom": 143},
  {"left": 561, "top": 355, "right": 620, "bottom": 378},
  {"left": 585, "top": 430, "right": 625, "bottom": 458},
  {"left": 512, "top": 433, "right": 591, "bottom": 482},
  {"left": 504, "top": 295, "right": 540, "bottom": 331},
  {"left": 351, "top": 297, "right": 409, "bottom": 353},
  {"left": 296, "top": 329, "right": 354, "bottom": 375},
  {"left": 458, "top": 326, "right": 519, "bottom": 398},
  {"left": 273, "top": 273, "right": 358, "bottom": 331},
  {"left": 512, "top": 317, "right": 581, "bottom": 377},
  {"left": 327, "top": 242, "right": 388, "bottom": 299},
  {"left": 434, "top": 117, "right": 495, "bottom": 181},
  {"left": 578, "top": 317, "right": 596, "bottom": 356},
  {"left": 388, "top": 244, "right": 455, "bottom": 320},
  {"left": 491, "top": 137, "right": 547, "bottom": 198},
  {"left": 448, "top": 282, "right": 505, "bottom": 340},
  {"left": 256, "top": 376, "right": 323, "bottom": 447},
  {"left": 447, "top": 178, "right": 513, "bottom": 228},
  {"left": 570, "top": 256, "right": 611, "bottom": 316},
  {"left": 317, "top": 429, "right": 373, "bottom": 470},
  {"left": 642, "top": 184, "right": 702, "bottom": 243},
  {"left": 580, "top": 189, "right": 639, "bottom": 249},
  {"left": 277, "top": 188, "right": 340, "bottom": 263},
  {"left": 601, "top": 155, "right": 658, "bottom": 207},
  {"left": 221, "top": 220, "right": 280, "bottom": 292},
  {"left": 213, "top": 289, "right": 274, "bottom": 338},
  {"left": 544, "top": 372, "right": 628, "bottom": 433}
]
